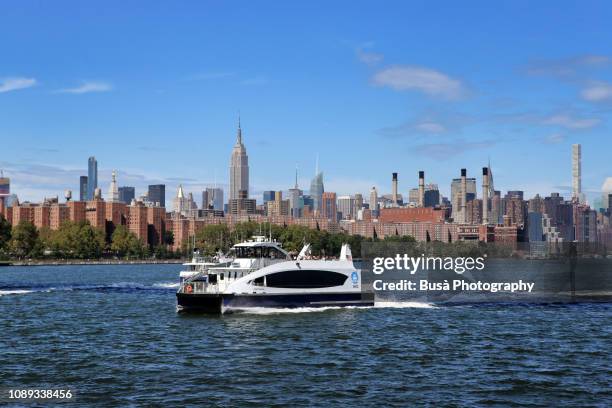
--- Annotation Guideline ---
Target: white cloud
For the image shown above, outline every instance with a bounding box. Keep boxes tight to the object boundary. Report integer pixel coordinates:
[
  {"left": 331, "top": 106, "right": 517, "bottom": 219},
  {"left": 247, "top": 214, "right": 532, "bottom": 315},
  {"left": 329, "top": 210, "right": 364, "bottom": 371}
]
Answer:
[
  {"left": 187, "top": 72, "right": 235, "bottom": 81},
  {"left": 414, "top": 122, "right": 446, "bottom": 133},
  {"left": 542, "top": 114, "right": 600, "bottom": 129},
  {"left": 356, "top": 49, "right": 383, "bottom": 65},
  {"left": 412, "top": 139, "right": 496, "bottom": 159},
  {"left": 581, "top": 81, "right": 612, "bottom": 102},
  {"left": 0, "top": 77, "right": 37, "bottom": 93},
  {"left": 543, "top": 133, "right": 565, "bottom": 144},
  {"left": 372, "top": 65, "right": 466, "bottom": 99},
  {"left": 525, "top": 55, "right": 610, "bottom": 78},
  {"left": 56, "top": 81, "right": 113, "bottom": 94}
]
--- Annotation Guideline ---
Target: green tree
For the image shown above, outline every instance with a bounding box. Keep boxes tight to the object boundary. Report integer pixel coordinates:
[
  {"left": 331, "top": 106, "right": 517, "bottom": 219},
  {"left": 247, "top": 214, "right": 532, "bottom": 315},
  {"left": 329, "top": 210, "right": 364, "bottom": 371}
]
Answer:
[
  {"left": 111, "top": 225, "right": 145, "bottom": 258},
  {"left": 163, "top": 230, "right": 174, "bottom": 246},
  {"left": 0, "top": 214, "right": 11, "bottom": 251},
  {"left": 9, "top": 221, "right": 39, "bottom": 259},
  {"left": 195, "top": 224, "right": 231, "bottom": 256}
]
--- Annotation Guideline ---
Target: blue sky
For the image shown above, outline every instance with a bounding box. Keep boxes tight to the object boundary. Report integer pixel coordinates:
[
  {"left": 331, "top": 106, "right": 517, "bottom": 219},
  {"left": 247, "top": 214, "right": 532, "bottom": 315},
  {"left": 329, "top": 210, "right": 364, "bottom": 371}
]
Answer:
[{"left": 1, "top": 1, "right": 611, "bottom": 206}]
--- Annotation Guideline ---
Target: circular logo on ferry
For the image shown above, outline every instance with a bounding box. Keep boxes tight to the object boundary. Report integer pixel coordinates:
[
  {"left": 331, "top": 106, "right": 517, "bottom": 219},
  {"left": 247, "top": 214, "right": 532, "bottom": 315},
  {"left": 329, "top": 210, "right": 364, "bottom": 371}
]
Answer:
[{"left": 351, "top": 271, "right": 359, "bottom": 284}]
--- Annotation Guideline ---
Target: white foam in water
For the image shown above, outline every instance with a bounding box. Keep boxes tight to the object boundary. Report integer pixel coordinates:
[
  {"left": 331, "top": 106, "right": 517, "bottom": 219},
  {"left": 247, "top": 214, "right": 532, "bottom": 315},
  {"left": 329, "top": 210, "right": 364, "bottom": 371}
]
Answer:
[
  {"left": 226, "top": 300, "right": 438, "bottom": 315},
  {"left": 0, "top": 289, "right": 35, "bottom": 296},
  {"left": 153, "top": 282, "right": 179, "bottom": 289},
  {"left": 374, "top": 301, "right": 437, "bottom": 309}
]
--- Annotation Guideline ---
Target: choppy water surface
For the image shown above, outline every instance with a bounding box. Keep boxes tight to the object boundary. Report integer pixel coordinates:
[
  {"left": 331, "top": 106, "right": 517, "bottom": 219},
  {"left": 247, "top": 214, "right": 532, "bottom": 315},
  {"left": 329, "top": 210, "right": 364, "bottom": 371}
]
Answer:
[{"left": 1, "top": 265, "right": 610, "bottom": 407}]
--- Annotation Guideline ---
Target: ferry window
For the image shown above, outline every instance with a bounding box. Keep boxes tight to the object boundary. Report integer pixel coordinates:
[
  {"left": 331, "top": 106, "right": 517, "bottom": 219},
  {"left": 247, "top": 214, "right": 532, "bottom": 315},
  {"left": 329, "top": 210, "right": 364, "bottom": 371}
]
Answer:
[
  {"left": 220, "top": 273, "right": 224, "bottom": 280},
  {"left": 252, "top": 276, "right": 264, "bottom": 286},
  {"left": 265, "top": 270, "right": 347, "bottom": 289}
]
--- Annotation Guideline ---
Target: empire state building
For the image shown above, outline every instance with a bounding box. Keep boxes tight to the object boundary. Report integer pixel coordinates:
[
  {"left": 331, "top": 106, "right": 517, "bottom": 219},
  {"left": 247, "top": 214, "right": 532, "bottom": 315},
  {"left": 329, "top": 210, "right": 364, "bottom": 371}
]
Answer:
[{"left": 229, "top": 118, "right": 249, "bottom": 200}]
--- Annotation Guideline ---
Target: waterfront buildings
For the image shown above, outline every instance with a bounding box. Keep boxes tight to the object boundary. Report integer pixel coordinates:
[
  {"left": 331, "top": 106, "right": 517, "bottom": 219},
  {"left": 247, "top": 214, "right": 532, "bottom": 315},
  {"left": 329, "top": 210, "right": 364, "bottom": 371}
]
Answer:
[{"left": 87, "top": 156, "right": 98, "bottom": 201}]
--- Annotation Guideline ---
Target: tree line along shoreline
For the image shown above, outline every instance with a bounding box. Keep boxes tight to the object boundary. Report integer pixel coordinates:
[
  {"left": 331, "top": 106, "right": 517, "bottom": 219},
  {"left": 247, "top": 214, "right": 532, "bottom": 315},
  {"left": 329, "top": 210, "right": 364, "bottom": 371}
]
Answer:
[{"left": 0, "top": 215, "right": 518, "bottom": 263}]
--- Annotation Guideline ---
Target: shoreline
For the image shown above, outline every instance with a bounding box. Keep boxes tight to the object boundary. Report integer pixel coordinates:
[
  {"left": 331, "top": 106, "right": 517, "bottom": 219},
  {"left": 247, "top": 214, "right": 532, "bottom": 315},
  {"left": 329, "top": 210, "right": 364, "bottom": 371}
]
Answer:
[{"left": 1, "top": 259, "right": 185, "bottom": 267}]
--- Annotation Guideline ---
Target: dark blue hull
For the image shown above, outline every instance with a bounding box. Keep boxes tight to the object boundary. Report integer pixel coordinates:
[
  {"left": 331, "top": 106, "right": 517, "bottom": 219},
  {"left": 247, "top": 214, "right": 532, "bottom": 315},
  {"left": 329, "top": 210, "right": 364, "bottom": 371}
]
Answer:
[{"left": 177, "top": 292, "right": 374, "bottom": 314}]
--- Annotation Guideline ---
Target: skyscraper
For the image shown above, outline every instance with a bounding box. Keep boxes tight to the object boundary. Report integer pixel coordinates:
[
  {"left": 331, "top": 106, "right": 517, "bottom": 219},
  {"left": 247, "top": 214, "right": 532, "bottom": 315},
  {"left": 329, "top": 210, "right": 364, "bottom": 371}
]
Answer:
[
  {"left": 201, "top": 190, "right": 209, "bottom": 209},
  {"left": 108, "top": 170, "right": 119, "bottom": 202},
  {"left": 309, "top": 158, "right": 324, "bottom": 214},
  {"left": 229, "top": 117, "right": 249, "bottom": 201},
  {"left": 337, "top": 195, "right": 354, "bottom": 219},
  {"left": 263, "top": 191, "right": 276, "bottom": 203},
  {"left": 206, "top": 187, "right": 224, "bottom": 211},
  {"left": 369, "top": 186, "right": 379, "bottom": 217},
  {"left": 572, "top": 144, "right": 582, "bottom": 202},
  {"left": 321, "top": 192, "right": 337, "bottom": 220},
  {"left": 87, "top": 156, "right": 98, "bottom": 200},
  {"left": 0, "top": 171, "right": 9, "bottom": 216},
  {"left": 288, "top": 167, "right": 303, "bottom": 218},
  {"left": 79, "top": 176, "right": 88, "bottom": 201},
  {"left": 148, "top": 184, "right": 165, "bottom": 207},
  {"left": 118, "top": 186, "right": 135, "bottom": 204},
  {"left": 451, "top": 175, "right": 476, "bottom": 222}
]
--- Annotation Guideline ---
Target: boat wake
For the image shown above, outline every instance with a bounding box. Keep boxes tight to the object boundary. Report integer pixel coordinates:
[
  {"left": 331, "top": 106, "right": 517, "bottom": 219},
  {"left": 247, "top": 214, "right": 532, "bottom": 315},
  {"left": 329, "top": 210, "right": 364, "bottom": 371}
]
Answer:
[
  {"left": 0, "top": 281, "right": 180, "bottom": 296},
  {"left": 374, "top": 301, "right": 437, "bottom": 309},
  {"left": 0, "top": 289, "right": 36, "bottom": 296},
  {"left": 152, "top": 282, "right": 180, "bottom": 289},
  {"left": 225, "top": 301, "right": 436, "bottom": 315}
]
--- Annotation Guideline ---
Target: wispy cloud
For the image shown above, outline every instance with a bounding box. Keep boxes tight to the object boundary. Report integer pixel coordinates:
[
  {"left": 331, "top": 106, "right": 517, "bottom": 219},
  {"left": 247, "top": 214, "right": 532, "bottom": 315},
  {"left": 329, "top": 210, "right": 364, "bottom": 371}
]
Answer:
[
  {"left": 372, "top": 65, "right": 466, "bottom": 100},
  {"left": 186, "top": 72, "right": 235, "bottom": 81},
  {"left": 56, "top": 81, "right": 113, "bottom": 94},
  {"left": 541, "top": 113, "right": 600, "bottom": 129},
  {"left": 525, "top": 55, "right": 610, "bottom": 78},
  {"left": 411, "top": 139, "right": 496, "bottom": 159},
  {"left": 379, "top": 110, "right": 470, "bottom": 138},
  {"left": 356, "top": 44, "right": 383, "bottom": 66},
  {"left": 0, "top": 77, "right": 37, "bottom": 93},
  {"left": 543, "top": 133, "right": 565, "bottom": 144},
  {"left": 581, "top": 80, "right": 612, "bottom": 102},
  {"left": 496, "top": 111, "right": 601, "bottom": 130},
  {"left": 241, "top": 76, "right": 268, "bottom": 86}
]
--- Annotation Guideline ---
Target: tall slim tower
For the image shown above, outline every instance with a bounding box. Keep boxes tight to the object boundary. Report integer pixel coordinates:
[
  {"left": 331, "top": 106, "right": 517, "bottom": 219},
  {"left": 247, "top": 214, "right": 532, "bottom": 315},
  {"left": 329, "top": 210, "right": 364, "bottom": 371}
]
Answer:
[
  {"left": 229, "top": 116, "right": 249, "bottom": 201},
  {"left": 391, "top": 173, "right": 399, "bottom": 207},
  {"left": 572, "top": 144, "right": 582, "bottom": 202},
  {"left": 460, "top": 168, "right": 467, "bottom": 223},
  {"left": 482, "top": 167, "right": 489, "bottom": 224},
  {"left": 310, "top": 157, "right": 324, "bottom": 214},
  {"left": 370, "top": 186, "right": 379, "bottom": 217},
  {"left": 108, "top": 170, "right": 119, "bottom": 202},
  {"left": 87, "top": 156, "right": 98, "bottom": 201},
  {"left": 418, "top": 171, "right": 425, "bottom": 207}
]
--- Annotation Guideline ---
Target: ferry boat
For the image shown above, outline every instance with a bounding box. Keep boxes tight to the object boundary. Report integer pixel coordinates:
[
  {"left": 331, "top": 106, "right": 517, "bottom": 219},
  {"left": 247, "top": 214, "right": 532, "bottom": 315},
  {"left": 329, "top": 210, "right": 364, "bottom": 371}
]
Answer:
[
  {"left": 176, "top": 236, "right": 374, "bottom": 313},
  {"left": 178, "top": 250, "right": 232, "bottom": 284}
]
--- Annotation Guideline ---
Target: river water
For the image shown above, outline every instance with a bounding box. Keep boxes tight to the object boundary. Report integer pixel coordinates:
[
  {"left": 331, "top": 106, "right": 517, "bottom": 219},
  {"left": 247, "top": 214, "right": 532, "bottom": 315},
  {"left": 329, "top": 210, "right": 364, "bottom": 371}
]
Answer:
[{"left": 1, "top": 264, "right": 610, "bottom": 407}]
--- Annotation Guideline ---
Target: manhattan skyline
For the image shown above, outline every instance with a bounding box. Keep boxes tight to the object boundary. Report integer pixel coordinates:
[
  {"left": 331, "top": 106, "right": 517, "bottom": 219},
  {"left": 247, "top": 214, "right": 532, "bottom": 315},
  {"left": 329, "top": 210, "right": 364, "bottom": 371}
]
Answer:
[{"left": 1, "top": 1, "right": 611, "bottom": 203}]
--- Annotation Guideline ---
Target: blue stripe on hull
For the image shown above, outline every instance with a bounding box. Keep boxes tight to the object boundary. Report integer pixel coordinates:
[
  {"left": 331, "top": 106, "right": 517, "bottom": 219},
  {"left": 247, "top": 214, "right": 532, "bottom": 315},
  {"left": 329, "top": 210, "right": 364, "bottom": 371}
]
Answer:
[{"left": 223, "top": 292, "right": 374, "bottom": 309}]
